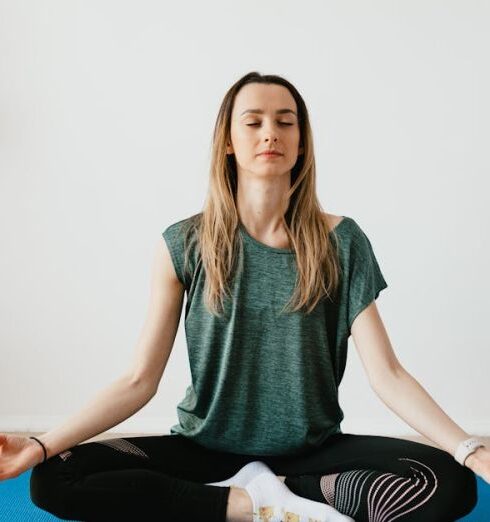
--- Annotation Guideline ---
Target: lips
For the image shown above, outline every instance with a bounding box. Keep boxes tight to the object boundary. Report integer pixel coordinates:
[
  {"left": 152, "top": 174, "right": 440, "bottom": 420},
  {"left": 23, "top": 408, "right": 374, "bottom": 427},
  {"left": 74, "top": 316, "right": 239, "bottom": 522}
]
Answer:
[{"left": 259, "top": 151, "right": 282, "bottom": 156}]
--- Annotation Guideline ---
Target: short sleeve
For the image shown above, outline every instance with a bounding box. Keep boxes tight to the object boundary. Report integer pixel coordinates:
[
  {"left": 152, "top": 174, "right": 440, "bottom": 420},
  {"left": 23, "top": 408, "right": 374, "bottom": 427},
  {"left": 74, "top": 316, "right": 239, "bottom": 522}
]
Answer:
[
  {"left": 347, "top": 227, "right": 388, "bottom": 331},
  {"left": 162, "top": 222, "right": 187, "bottom": 287}
]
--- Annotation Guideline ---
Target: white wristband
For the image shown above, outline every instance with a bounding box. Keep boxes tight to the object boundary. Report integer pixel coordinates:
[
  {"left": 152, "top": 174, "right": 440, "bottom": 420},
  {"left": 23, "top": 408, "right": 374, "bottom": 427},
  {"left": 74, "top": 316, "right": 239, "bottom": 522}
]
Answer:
[{"left": 454, "top": 437, "right": 485, "bottom": 466}]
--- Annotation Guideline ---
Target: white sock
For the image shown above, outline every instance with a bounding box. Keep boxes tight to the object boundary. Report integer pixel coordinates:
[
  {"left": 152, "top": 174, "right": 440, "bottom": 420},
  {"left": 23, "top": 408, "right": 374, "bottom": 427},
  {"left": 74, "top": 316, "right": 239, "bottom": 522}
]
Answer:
[
  {"left": 244, "top": 471, "right": 355, "bottom": 522},
  {"left": 205, "top": 460, "right": 272, "bottom": 488}
]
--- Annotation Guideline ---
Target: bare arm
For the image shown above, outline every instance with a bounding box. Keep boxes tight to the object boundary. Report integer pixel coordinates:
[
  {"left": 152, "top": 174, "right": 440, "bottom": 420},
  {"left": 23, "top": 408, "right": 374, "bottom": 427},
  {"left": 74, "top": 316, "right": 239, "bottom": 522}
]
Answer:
[
  {"left": 352, "top": 301, "right": 471, "bottom": 458},
  {"left": 35, "top": 376, "right": 154, "bottom": 460},
  {"left": 34, "top": 236, "right": 185, "bottom": 460}
]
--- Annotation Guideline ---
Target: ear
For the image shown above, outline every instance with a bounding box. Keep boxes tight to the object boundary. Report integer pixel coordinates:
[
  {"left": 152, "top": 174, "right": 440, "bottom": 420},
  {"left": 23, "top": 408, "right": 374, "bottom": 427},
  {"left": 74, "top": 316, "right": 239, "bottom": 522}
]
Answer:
[
  {"left": 226, "top": 142, "right": 234, "bottom": 155},
  {"left": 298, "top": 144, "right": 304, "bottom": 155}
]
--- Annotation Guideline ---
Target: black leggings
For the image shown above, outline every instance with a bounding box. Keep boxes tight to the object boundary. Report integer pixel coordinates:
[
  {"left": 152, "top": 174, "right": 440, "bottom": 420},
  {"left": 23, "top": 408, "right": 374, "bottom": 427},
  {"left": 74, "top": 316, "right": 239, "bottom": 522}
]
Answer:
[{"left": 30, "top": 432, "right": 477, "bottom": 522}]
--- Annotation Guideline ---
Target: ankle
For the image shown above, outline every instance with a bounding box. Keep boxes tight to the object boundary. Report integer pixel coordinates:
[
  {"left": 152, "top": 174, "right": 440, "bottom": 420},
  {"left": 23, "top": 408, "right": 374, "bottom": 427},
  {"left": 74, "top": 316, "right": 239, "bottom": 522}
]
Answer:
[{"left": 225, "top": 486, "right": 254, "bottom": 522}]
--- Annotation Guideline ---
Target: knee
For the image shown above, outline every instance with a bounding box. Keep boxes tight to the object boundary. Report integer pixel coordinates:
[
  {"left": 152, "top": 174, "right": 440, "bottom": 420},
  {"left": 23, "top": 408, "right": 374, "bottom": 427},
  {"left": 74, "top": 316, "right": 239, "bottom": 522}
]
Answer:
[
  {"left": 407, "top": 452, "right": 478, "bottom": 520},
  {"left": 30, "top": 461, "right": 56, "bottom": 512},
  {"left": 452, "top": 464, "right": 478, "bottom": 517},
  {"left": 30, "top": 457, "right": 73, "bottom": 520},
  {"left": 437, "top": 459, "right": 478, "bottom": 519}
]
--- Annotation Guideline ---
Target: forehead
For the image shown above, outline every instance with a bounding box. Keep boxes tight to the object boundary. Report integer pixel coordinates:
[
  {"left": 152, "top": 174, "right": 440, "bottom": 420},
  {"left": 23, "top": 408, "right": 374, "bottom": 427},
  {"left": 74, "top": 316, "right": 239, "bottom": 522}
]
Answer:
[{"left": 233, "top": 83, "right": 297, "bottom": 116}]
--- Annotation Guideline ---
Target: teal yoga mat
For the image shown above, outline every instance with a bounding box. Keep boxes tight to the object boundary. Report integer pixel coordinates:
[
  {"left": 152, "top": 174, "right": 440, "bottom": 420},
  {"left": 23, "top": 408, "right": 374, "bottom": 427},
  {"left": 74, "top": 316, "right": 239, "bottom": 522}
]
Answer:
[
  {"left": 0, "top": 468, "right": 74, "bottom": 521},
  {"left": 0, "top": 468, "right": 488, "bottom": 520}
]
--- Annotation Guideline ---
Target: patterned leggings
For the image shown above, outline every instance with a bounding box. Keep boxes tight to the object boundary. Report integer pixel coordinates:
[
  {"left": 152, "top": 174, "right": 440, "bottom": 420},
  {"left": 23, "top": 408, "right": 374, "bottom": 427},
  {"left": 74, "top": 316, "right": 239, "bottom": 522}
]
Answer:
[{"left": 30, "top": 432, "right": 477, "bottom": 521}]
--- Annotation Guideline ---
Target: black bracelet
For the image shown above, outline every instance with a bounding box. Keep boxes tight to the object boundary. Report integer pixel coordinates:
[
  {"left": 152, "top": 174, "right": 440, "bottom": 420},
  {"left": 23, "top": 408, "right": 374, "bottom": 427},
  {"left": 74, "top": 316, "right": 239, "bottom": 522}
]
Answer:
[{"left": 29, "top": 436, "right": 47, "bottom": 463}]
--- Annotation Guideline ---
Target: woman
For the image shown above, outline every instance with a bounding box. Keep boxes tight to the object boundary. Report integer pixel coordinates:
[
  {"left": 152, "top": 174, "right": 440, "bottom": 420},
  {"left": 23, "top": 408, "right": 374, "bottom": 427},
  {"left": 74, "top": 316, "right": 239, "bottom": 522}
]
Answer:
[{"left": 1, "top": 72, "right": 487, "bottom": 522}]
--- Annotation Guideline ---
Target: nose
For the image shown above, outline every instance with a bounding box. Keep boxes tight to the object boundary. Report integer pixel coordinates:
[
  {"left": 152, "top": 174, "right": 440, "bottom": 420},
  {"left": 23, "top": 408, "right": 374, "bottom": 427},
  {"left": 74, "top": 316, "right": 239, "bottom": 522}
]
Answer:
[
  {"left": 260, "top": 121, "right": 279, "bottom": 143},
  {"left": 264, "top": 134, "right": 278, "bottom": 143}
]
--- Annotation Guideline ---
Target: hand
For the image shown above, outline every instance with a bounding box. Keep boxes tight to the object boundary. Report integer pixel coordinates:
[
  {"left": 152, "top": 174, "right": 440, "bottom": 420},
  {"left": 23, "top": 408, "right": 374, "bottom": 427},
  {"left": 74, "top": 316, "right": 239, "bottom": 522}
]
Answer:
[
  {"left": 0, "top": 433, "right": 45, "bottom": 481},
  {"left": 464, "top": 446, "right": 490, "bottom": 484}
]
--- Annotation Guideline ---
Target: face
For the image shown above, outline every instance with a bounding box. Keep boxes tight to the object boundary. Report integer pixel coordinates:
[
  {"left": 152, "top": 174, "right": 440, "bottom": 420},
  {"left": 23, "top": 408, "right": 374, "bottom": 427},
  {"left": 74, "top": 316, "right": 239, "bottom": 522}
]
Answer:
[{"left": 227, "top": 83, "right": 304, "bottom": 178}]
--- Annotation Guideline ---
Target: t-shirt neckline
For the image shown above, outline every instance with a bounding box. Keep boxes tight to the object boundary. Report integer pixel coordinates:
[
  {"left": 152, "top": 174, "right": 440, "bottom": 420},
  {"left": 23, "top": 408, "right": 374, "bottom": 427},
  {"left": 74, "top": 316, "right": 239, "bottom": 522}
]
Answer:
[{"left": 238, "top": 216, "right": 349, "bottom": 255}]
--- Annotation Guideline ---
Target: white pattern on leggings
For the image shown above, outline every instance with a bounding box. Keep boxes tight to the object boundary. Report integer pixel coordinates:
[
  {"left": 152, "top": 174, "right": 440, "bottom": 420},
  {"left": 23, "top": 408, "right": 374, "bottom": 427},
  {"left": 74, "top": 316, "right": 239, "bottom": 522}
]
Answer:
[{"left": 95, "top": 438, "right": 150, "bottom": 459}]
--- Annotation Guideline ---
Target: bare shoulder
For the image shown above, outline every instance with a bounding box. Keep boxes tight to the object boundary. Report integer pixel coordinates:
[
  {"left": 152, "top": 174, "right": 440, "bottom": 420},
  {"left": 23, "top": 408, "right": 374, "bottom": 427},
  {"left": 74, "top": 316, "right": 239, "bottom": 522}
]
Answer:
[{"left": 323, "top": 212, "right": 344, "bottom": 229}]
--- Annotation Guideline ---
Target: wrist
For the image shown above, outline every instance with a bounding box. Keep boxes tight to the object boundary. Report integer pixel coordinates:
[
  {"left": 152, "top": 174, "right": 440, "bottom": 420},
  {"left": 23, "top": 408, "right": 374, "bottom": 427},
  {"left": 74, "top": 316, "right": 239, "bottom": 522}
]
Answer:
[
  {"left": 454, "top": 436, "right": 485, "bottom": 467},
  {"left": 28, "top": 438, "right": 46, "bottom": 464},
  {"left": 37, "top": 435, "right": 55, "bottom": 460},
  {"left": 29, "top": 435, "right": 49, "bottom": 463},
  {"left": 464, "top": 447, "right": 484, "bottom": 469}
]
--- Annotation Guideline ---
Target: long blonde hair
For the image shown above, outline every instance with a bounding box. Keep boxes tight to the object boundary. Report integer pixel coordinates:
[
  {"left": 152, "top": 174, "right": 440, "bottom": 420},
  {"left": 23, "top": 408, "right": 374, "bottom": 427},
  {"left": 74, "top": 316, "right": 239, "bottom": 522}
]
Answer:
[{"left": 181, "top": 72, "right": 342, "bottom": 317}]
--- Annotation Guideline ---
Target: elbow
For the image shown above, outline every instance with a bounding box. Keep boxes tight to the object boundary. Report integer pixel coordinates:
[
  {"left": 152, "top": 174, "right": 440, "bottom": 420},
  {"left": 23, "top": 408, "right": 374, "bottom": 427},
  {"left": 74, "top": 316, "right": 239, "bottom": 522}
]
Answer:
[
  {"left": 126, "top": 373, "right": 157, "bottom": 397},
  {"left": 369, "top": 364, "right": 406, "bottom": 391}
]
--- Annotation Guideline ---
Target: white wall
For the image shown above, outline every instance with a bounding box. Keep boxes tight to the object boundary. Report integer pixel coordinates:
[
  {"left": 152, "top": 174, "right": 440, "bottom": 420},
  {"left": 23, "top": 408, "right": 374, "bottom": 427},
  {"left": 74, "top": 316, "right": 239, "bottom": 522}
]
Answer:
[{"left": 1, "top": 0, "right": 489, "bottom": 439}]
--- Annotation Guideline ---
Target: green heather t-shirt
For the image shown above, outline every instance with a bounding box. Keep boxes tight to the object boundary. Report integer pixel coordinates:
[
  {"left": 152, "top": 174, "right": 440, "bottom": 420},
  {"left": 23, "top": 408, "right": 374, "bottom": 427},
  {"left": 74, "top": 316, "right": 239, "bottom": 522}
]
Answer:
[{"left": 161, "top": 214, "right": 388, "bottom": 456}]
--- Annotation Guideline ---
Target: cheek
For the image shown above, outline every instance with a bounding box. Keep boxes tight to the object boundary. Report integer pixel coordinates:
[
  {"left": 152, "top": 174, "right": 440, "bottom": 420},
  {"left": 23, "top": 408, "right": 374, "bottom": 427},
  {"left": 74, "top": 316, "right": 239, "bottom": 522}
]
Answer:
[
  {"left": 232, "top": 128, "right": 251, "bottom": 146},
  {"left": 236, "top": 136, "right": 258, "bottom": 157},
  {"left": 285, "top": 132, "right": 301, "bottom": 151},
  {"left": 289, "top": 129, "right": 301, "bottom": 145}
]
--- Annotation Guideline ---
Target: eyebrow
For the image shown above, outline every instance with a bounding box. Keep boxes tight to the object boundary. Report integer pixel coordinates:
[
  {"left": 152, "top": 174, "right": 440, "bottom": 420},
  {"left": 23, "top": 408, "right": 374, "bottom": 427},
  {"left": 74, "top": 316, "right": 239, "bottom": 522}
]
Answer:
[{"left": 240, "top": 108, "right": 297, "bottom": 117}]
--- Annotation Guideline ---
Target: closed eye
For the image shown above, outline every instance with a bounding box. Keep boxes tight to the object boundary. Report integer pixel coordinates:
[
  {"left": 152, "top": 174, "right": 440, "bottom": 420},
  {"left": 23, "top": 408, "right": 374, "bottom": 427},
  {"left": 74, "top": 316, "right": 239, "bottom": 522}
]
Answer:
[{"left": 246, "top": 123, "right": 293, "bottom": 126}]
